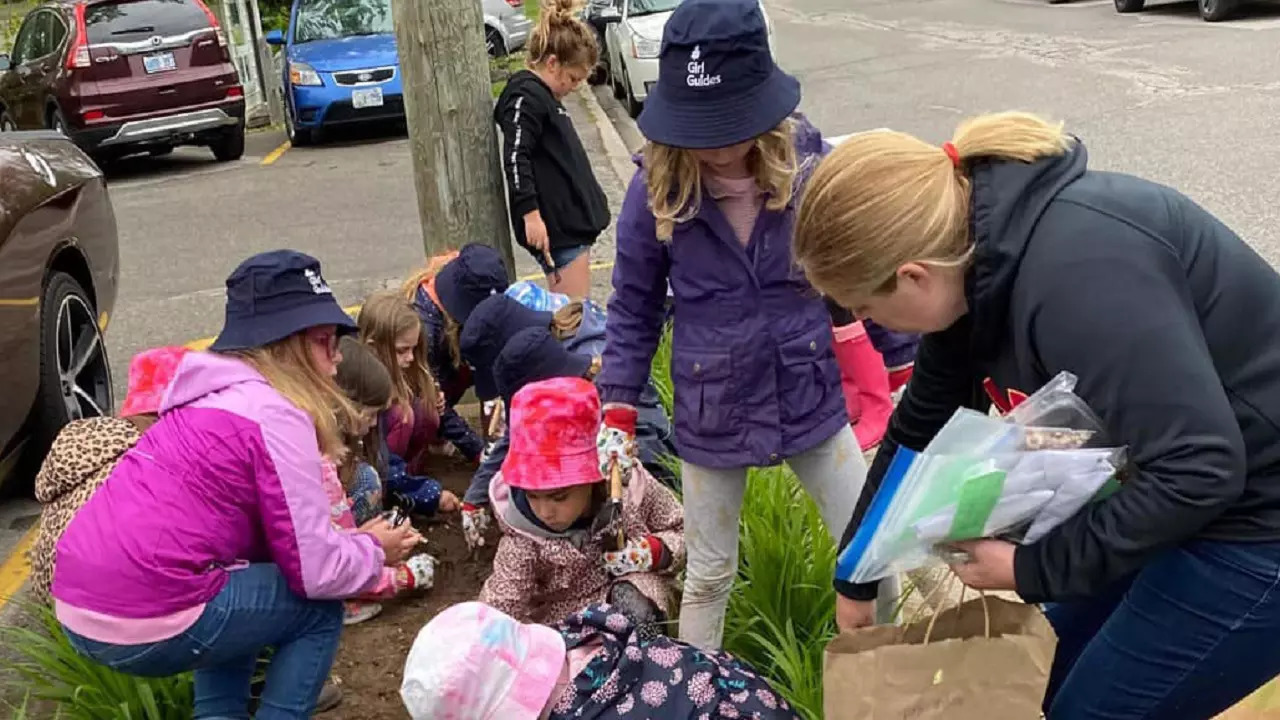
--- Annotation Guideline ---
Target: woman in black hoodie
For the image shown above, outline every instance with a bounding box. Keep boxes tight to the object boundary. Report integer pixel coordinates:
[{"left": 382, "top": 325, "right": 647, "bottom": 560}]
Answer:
[
  {"left": 494, "top": 0, "right": 610, "bottom": 299},
  {"left": 793, "top": 111, "right": 1280, "bottom": 719}
]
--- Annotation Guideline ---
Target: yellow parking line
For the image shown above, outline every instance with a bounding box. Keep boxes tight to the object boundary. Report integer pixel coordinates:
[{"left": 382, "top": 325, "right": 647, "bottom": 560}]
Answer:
[
  {"left": 0, "top": 526, "right": 37, "bottom": 608},
  {"left": 261, "top": 140, "right": 292, "bottom": 166},
  {"left": 182, "top": 261, "right": 616, "bottom": 351},
  {"left": 0, "top": 298, "right": 38, "bottom": 307}
]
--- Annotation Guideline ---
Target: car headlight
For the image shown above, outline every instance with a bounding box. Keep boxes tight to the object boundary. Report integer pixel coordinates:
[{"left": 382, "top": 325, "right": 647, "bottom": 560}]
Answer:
[
  {"left": 289, "top": 61, "right": 322, "bottom": 87},
  {"left": 630, "top": 34, "right": 660, "bottom": 59}
]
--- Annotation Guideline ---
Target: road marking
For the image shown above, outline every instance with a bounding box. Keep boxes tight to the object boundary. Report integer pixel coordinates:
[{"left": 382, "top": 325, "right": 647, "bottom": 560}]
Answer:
[
  {"left": 0, "top": 298, "right": 38, "bottom": 306},
  {"left": 181, "top": 260, "right": 617, "bottom": 351},
  {"left": 261, "top": 141, "right": 292, "bottom": 166},
  {"left": 0, "top": 526, "right": 36, "bottom": 607}
]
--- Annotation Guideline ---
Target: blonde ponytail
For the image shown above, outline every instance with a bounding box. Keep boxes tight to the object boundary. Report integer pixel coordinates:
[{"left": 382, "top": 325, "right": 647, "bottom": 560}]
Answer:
[
  {"left": 793, "top": 111, "right": 1071, "bottom": 306},
  {"left": 527, "top": 0, "right": 598, "bottom": 70}
]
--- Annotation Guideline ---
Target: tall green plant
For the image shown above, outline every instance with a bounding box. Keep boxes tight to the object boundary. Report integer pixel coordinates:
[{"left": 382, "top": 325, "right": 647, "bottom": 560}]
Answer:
[{"left": 0, "top": 604, "right": 193, "bottom": 720}]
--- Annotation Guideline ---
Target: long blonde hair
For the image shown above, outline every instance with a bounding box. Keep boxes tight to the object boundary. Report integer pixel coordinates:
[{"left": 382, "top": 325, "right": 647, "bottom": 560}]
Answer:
[
  {"left": 401, "top": 252, "right": 463, "bottom": 369},
  {"left": 793, "top": 111, "right": 1072, "bottom": 306},
  {"left": 645, "top": 119, "right": 799, "bottom": 242},
  {"left": 526, "top": 0, "right": 598, "bottom": 70},
  {"left": 358, "top": 291, "right": 440, "bottom": 412},
  {"left": 220, "top": 334, "right": 357, "bottom": 457}
]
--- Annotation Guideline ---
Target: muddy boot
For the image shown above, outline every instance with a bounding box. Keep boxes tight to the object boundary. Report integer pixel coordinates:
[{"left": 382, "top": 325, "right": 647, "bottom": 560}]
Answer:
[
  {"left": 315, "top": 680, "right": 343, "bottom": 713},
  {"left": 608, "top": 581, "right": 667, "bottom": 641}
]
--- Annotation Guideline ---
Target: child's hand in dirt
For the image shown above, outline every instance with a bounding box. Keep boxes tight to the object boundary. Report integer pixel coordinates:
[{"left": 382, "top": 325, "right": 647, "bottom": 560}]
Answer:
[
  {"left": 462, "top": 503, "right": 490, "bottom": 550},
  {"left": 438, "top": 490, "right": 461, "bottom": 513},
  {"left": 365, "top": 517, "right": 421, "bottom": 565},
  {"left": 602, "top": 536, "right": 663, "bottom": 577},
  {"left": 394, "top": 553, "right": 436, "bottom": 592}
]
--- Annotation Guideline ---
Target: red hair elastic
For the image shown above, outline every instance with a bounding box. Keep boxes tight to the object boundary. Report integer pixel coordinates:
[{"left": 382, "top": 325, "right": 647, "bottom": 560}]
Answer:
[{"left": 941, "top": 141, "right": 960, "bottom": 168}]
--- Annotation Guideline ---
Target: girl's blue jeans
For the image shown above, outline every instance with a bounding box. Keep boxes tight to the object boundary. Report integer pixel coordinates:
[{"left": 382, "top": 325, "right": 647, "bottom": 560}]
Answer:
[
  {"left": 1044, "top": 538, "right": 1280, "bottom": 719},
  {"left": 63, "top": 563, "right": 342, "bottom": 720}
]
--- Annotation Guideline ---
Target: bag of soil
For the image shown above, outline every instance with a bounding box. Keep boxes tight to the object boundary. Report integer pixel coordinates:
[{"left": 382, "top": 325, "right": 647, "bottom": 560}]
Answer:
[{"left": 824, "top": 596, "right": 1056, "bottom": 719}]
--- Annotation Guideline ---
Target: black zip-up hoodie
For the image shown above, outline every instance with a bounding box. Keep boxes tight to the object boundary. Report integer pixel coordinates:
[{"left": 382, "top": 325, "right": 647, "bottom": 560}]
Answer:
[
  {"left": 494, "top": 70, "right": 610, "bottom": 252},
  {"left": 837, "top": 140, "right": 1280, "bottom": 604}
]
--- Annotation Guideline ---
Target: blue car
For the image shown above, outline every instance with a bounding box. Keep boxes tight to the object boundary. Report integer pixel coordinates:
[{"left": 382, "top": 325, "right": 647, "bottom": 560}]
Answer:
[{"left": 267, "top": 0, "right": 403, "bottom": 145}]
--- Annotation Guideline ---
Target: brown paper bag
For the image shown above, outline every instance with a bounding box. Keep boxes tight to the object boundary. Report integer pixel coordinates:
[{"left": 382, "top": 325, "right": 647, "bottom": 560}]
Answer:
[{"left": 824, "top": 597, "right": 1056, "bottom": 719}]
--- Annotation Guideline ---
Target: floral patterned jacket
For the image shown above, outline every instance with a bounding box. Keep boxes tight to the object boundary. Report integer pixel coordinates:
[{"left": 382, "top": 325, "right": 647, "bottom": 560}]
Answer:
[
  {"left": 548, "top": 604, "right": 800, "bottom": 719},
  {"left": 479, "top": 465, "right": 684, "bottom": 625}
]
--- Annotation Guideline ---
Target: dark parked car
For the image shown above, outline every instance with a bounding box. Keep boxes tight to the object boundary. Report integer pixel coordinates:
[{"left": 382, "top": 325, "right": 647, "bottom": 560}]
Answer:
[
  {"left": 0, "top": 0, "right": 246, "bottom": 163},
  {"left": 0, "top": 131, "right": 117, "bottom": 491}
]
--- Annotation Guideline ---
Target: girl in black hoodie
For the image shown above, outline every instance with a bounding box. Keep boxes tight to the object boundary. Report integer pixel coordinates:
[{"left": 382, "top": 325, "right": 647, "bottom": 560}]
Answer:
[
  {"left": 494, "top": 0, "right": 610, "bottom": 299},
  {"left": 793, "top": 111, "right": 1280, "bottom": 719}
]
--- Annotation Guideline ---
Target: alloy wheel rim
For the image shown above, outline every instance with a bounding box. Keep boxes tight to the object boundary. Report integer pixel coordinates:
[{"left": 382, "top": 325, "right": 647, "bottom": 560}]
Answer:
[{"left": 55, "top": 294, "right": 112, "bottom": 421}]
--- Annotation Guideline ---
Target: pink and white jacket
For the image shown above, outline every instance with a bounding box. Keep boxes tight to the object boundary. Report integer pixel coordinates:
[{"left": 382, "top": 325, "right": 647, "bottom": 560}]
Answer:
[{"left": 52, "top": 352, "right": 385, "bottom": 645}]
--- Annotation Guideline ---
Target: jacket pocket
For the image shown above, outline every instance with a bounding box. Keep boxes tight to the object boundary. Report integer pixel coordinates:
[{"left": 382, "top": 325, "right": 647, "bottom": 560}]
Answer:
[
  {"left": 777, "top": 328, "right": 838, "bottom": 426},
  {"left": 672, "top": 350, "right": 736, "bottom": 438}
]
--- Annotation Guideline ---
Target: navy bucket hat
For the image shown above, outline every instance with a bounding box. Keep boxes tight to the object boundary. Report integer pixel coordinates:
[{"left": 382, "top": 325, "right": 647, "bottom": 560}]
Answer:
[
  {"left": 459, "top": 295, "right": 553, "bottom": 401},
  {"left": 637, "top": 0, "right": 800, "bottom": 150},
  {"left": 434, "top": 243, "right": 511, "bottom": 325},
  {"left": 209, "top": 250, "right": 356, "bottom": 352},
  {"left": 494, "top": 326, "right": 593, "bottom": 404}
]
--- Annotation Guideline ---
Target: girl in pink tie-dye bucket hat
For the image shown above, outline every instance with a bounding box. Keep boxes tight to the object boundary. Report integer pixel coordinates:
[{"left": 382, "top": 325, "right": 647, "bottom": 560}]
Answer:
[{"left": 479, "top": 377, "right": 684, "bottom": 638}]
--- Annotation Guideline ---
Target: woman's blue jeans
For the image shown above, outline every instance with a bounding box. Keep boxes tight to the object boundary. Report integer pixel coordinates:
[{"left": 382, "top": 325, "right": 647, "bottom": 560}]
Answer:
[
  {"left": 64, "top": 564, "right": 343, "bottom": 720},
  {"left": 1044, "top": 539, "right": 1280, "bottom": 719}
]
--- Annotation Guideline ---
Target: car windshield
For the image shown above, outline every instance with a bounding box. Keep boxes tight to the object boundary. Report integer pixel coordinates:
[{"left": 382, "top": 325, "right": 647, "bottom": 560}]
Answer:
[
  {"left": 85, "top": 0, "right": 211, "bottom": 43},
  {"left": 294, "top": 0, "right": 394, "bottom": 43},
  {"left": 628, "top": 0, "right": 682, "bottom": 17}
]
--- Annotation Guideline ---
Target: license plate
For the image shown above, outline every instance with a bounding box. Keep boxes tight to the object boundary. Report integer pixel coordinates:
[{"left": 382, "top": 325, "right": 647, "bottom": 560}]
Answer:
[
  {"left": 351, "top": 87, "right": 384, "bottom": 109},
  {"left": 143, "top": 51, "right": 177, "bottom": 74}
]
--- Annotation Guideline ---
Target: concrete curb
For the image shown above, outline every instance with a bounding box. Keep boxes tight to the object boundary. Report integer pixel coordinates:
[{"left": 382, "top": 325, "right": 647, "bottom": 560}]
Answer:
[{"left": 578, "top": 86, "right": 636, "bottom": 189}]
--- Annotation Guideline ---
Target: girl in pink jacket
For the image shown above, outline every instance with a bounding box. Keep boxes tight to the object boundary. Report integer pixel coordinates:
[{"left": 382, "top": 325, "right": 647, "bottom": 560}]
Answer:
[{"left": 52, "top": 251, "right": 421, "bottom": 720}]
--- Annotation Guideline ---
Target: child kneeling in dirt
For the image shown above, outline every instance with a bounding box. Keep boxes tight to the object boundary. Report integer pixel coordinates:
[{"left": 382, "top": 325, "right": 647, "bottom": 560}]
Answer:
[
  {"left": 480, "top": 376, "right": 683, "bottom": 635},
  {"left": 401, "top": 601, "right": 800, "bottom": 719}
]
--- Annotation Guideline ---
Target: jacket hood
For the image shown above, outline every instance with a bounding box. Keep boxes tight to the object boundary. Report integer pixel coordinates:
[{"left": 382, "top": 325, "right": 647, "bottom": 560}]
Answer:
[
  {"left": 161, "top": 352, "right": 271, "bottom": 413},
  {"left": 561, "top": 300, "right": 608, "bottom": 357},
  {"left": 966, "top": 140, "right": 1089, "bottom": 357},
  {"left": 34, "top": 417, "right": 140, "bottom": 504},
  {"left": 490, "top": 466, "right": 651, "bottom": 544},
  {"left": 506, "top": 69, "right": 554, "bottom": 101}
]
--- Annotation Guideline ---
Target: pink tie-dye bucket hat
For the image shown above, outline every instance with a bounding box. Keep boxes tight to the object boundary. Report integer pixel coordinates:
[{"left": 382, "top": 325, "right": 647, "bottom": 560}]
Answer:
[
  {"left": 500, "top": 376, "right": 602, "bottom": 491},
  {"left": 401, "top": 601, "right": 566, "bottom": 719},
  {"left": 119, "top": 346, "right": 190, "bottom": 417}
]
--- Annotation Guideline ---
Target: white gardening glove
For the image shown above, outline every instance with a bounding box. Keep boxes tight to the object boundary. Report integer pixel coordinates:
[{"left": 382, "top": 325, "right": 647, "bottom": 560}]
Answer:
[
  {"left": 461, "top": 503, "right": 490, "bottom": 550},
  {"left": 602, "top": 536, "right": 663, "bottom": 577},
  {"left": 597, "top": 405, "right": 638, "bottom": 477},
  {"left": 395, "top": 553, "right": 436, "bottom": 592}
]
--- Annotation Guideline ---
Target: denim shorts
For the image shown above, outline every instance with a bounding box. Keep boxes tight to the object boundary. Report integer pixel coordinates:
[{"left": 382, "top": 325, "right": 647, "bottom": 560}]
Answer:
[{"left": 531, "top": 242, "right": 591, "bottom": 275}]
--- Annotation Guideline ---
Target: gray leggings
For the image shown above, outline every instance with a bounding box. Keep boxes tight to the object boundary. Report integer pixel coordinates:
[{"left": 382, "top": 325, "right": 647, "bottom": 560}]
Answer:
[{"left": 677, "top": 424, "right": 875, "bottom": 651}]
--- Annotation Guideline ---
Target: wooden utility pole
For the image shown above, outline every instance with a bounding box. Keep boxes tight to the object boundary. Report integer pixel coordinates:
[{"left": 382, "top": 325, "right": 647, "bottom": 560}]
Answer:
[{"left": 392, "top": 0, "right": 517, "bottom": 279}]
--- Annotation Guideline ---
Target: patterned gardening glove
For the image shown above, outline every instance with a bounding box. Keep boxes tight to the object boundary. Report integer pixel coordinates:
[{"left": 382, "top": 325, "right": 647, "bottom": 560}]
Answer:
[
  {"left": 602, "top": 535, "right": 665, "bottom": 577},
  {"left": 393, "top": 553, "right": 436, "bottom": 592},
  {"left": 461, "top": 503, "right": 490, "bottom": 550},
  {"left": 597, "top": 404, "right": 639, "bottom": 477}
]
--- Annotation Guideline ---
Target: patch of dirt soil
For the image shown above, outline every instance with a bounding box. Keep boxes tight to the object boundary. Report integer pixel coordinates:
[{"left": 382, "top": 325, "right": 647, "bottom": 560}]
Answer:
[{"left": 324, "top": 457, "right": 499, "bottom": 720}]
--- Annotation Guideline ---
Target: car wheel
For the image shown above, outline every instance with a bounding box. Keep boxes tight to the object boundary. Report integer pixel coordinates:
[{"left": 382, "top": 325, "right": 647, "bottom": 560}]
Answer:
[
  {"left": 49, "top": 108, "right": 67, "bottom": 135},
  {"left": 611, "top": 61, "right": 625, "bottom": 99},
  {"left": 149, "top": 146, "right": 174, "bottom": 157},
  {"left": 624, "top": 73, "right": 642, "bottom": 118},
  {"left": 286, "top": 103, "right": 314, "bottom": 146},
  {"left": 1113, "top": 0, "right": 1145, "bottom": 10},
  {"left": 0, "top": 112, "right": 15, "bottom": 132},
  {"left": 486, "top": 26, "right": 507, "bottom": 57},
  {"left": 211, "top": 122, "right": 246, "bottom": 162},
  {"left": 30, "top": 272, "right": 113, "bottom": 467},
  {"left": 1199, "top": 0, "right": 1236, "bottom": 20}
]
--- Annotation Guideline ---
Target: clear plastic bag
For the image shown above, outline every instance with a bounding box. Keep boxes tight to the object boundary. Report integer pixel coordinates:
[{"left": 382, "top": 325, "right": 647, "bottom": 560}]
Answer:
[{"left": 835, "top": 372, "right": 1125, "bottom": 585}]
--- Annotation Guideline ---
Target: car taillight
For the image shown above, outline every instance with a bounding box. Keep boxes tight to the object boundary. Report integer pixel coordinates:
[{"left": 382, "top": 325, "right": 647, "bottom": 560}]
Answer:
[
  {"left": 504, "top": 0, "right": 522, "bottom": 6},
  {"left": 82, "top": 109, "right": 105, "bottom": 122},
  {"left": 193, "top": 0, "right": 228, "bottom": 47},
  {"left": 66, "top": 3, "right": 90, "bottom": 69},
  {"left": 226, "top": 86, "right": 243, "bottom": 99}
]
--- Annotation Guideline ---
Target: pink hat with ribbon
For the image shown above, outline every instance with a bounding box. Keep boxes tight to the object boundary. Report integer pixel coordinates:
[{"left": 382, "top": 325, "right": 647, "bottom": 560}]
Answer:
[
  {"left": 400, "top": 601, "right": 566, "bottom": 720},
  {"left": 119, "top": 346, "right": 190, "bottom": 417},
  {"left": 500, "top": 376, "right": 602, "bottom": 491}
]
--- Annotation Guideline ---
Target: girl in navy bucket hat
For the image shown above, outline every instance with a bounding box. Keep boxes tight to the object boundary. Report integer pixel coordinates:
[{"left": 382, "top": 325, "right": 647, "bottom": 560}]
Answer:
[
  {"left": 596, "top": 0, "right": 874, "bottom": 651},
  {"left": 52, "top": 250, "right": 423, "bottom": 718}
]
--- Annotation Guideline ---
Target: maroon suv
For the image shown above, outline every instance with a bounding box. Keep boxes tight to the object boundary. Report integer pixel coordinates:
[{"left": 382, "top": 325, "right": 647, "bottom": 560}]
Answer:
[{"left": 0, "top": 0, "right": 246, "bottom": 163}]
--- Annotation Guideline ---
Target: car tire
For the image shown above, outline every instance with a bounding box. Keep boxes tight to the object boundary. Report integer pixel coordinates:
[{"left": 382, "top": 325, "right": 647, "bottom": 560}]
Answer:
[
  {"left": 1113, "top": 0, "right": 1145, "bottom": 10},
  {"left": 486, "top": 26, "right": 507, "bottom": 57},
  {"left": 0, "top": 111, "right": 15, "bottom": 132},
  {"left": 149, "top": 146, "right": 174, "bottom": 157},
  {"left": 1199, "top": 0, "right": 1236, "bottom": 20},
  {"left": 211, "top": 123, "right": 245, "bottom": 162},
  {"left": 611, "top": 58, "right": 626, "bottom": 99},
  {"left": 48, "top": 107, "right": 67, "bottom": 135},
  {"left": 27, "top": 272, "right": 113, "bottom": 482},
  {"left": 286, "top": 104, "right": 314, "bottom": 147},
  {"left": 624, "top": 73, "right": 642, "bottom": 119}
]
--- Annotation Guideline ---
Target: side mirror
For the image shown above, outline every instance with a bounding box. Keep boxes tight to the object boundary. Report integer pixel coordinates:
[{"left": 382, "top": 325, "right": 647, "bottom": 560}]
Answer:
[{"left": 265, "top": 29, "right": 285, "bottom": 46}]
